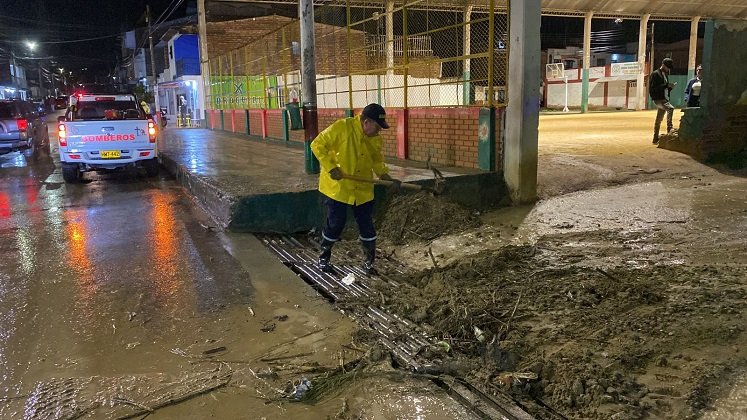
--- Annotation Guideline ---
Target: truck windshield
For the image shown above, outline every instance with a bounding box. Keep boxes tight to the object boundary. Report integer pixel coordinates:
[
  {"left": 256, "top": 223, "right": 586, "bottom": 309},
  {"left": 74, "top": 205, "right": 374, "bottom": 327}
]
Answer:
[{"left": 75, "top": 101, "right": 144, "bottom": 121}]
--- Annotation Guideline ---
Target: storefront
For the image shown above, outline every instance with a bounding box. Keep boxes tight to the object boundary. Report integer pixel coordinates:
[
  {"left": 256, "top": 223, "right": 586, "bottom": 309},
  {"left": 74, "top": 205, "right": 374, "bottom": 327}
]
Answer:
[{"left": 156, "top": 76, "right": 204, "bottom": 127}]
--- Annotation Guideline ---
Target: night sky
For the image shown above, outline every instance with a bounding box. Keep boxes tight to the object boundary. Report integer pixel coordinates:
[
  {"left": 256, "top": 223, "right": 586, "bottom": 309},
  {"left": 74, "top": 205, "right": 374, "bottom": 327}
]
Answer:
[{"left": 1, "top": 0, "right": 191, "bottom": 82}]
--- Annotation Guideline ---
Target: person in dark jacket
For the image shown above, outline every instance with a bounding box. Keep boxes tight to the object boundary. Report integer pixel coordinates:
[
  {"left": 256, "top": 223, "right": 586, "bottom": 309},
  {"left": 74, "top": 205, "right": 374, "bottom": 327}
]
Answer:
[
  {"left": 684, "top": 64, "right": 703, "bottom": 108},
  {"left": 649, "top": 58, "right": 676, "bottom": 144}
]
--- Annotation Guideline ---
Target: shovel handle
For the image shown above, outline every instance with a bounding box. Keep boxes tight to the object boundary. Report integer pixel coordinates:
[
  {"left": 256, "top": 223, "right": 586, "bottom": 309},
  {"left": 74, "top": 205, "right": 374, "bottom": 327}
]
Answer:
[{"left": 342, "top": 174, "right": 423, "bottom": 191}]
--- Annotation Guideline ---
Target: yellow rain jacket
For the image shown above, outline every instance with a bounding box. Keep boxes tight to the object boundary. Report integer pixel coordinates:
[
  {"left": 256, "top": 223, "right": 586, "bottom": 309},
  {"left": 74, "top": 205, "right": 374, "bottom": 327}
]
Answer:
[{"left": 311, "top": 115, "right": 389, "bottom": 205}]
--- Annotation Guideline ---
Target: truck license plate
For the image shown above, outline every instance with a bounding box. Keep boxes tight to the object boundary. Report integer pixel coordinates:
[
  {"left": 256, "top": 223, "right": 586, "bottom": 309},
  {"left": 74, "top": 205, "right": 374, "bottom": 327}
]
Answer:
[{"left": 101, "top": 150, "right": 121, "bottom": 159}]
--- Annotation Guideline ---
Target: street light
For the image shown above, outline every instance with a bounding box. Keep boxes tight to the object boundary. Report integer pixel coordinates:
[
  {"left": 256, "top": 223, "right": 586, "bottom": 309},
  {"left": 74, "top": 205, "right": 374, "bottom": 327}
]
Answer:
[{"left": 26, "top": 41, "right": 37, "bottom": 51}]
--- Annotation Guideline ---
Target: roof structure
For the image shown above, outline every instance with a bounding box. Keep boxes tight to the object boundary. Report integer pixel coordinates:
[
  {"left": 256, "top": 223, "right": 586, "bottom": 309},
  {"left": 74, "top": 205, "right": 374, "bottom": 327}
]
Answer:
[
  {"left": 213, "top": 0, "right": 747, "bottom": 21},
  {"left": 540, "top": 0, "right": 747, "bottom": 20}
]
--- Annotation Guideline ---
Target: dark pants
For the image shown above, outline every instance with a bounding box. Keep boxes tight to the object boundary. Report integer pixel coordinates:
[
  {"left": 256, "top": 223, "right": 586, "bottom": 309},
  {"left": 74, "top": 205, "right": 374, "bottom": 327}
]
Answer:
[
  {"left": 653, "top": 99, "right": 674, "bottom": 138},
  {"left": 321, "top": 198, "right": 376, "bottom": 242}
]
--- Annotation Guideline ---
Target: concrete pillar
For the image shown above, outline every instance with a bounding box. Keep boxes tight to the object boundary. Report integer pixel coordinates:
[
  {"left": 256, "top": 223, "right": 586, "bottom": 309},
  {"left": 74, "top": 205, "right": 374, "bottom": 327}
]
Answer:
[
  {"left": 300, "top": 0, "right": 320, "bottom": 174},
  {"left": 700, "top": 19, "right": 715, "bottom": 109},
  {"left": 504, "top": 0, "right": 540, "bottom": 204},
  {"left": 636, "top": 14, "right": 650, "bottom": 110},
  {"left": 463, "top": 5, "right": 473, "bottom": 105},
  {"left": 687, "top": 16, "right": 701, "bottom": 80},
  {"left": 198, "top": 0, "right": 210, "bottom": 120},
  {"left": 581, "top": 12, "right": 593, "bottom": 113}
]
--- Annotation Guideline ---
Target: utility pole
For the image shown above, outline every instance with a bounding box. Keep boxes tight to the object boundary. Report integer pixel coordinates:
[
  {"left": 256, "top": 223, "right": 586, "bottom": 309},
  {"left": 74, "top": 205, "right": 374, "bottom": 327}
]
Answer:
[
  {"left": 11, "top": 50, "right": 19, "bottom": 98},
  {"left": 299, "top": 0, "right": 319, "bottom": 174},
  {"left": 197, "top": 0, "right": 209, "bottom": 125},
  {"left": 147, "top": 5, "right": 160, "bottom": 118},
  {"left": 38, "top": 60, "right": 45, "bottom": 98}
]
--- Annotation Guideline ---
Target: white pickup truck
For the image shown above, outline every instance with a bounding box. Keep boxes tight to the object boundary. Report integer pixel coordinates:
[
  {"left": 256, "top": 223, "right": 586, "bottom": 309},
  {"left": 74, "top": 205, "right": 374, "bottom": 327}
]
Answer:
[{"left": 57, "top": 93, "right": 159, "bottom": 183}]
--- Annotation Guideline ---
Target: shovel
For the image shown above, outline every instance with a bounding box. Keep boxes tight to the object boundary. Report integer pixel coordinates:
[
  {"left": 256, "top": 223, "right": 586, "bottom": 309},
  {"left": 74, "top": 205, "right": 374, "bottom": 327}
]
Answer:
[{"left": 342, "top": 174, "right": 443, "bottom": 195}]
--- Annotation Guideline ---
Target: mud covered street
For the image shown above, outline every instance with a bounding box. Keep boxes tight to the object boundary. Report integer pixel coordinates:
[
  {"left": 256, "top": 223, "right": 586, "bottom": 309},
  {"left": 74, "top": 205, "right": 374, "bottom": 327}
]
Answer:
[
  {"left": 0, "top": 147, "right": 470, "bottom": 419},
  {"left": 363, "top": 111, "right": 747, "bottom": 419}
]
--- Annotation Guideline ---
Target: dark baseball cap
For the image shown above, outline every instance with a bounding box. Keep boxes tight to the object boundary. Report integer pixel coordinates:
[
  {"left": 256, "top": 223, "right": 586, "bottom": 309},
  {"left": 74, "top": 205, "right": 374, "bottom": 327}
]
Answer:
[
  {"left": 662, "top": 58, "right": 674, "bottom": 69},
  {"left": 361, "top": 103, "right": 389, "bottom": 129}
]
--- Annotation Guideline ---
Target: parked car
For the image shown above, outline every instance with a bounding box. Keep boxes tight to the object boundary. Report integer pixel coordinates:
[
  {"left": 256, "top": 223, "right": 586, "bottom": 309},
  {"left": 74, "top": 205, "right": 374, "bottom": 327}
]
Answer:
[
  {"left": 0, "top": 100, "right": 50, "bottom": 156},
  {"left": 55, "top": 96, "right": 68, "bottom": 110}
]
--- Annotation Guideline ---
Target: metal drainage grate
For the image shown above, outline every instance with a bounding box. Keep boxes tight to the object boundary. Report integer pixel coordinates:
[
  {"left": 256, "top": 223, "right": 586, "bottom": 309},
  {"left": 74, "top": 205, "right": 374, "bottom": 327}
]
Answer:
[{"left": 258, "top": 234, "right": 560, "bottom": 420}]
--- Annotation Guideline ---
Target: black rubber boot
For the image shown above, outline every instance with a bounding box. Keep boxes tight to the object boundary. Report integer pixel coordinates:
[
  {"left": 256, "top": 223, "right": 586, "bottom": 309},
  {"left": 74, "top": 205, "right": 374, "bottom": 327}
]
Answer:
[
  {"left": 319, "top": 239, "right": 335, "bottom": 273},
  {"left": 361, "top": 240, "right": 377, "bottom": 276}
]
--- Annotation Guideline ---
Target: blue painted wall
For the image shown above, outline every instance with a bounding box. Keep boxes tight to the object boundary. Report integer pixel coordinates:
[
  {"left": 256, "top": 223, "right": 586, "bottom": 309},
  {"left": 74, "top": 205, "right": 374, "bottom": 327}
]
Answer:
[{"left": 174, "top": 35, "right": 200, "bottom": 76}]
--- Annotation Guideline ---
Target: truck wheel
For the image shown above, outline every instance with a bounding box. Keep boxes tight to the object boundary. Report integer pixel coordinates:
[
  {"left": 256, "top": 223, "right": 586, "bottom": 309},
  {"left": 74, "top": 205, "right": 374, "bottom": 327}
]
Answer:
[
  {"left": 144, "top": 158, "right": 159, "bottom": 177},
  {"left": 62, "top": 163, "right": 81, "bottom": 183}
]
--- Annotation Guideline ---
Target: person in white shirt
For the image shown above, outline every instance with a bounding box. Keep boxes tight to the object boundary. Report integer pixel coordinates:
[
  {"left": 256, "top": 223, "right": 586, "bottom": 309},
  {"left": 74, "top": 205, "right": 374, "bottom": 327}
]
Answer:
[{"left": 684, "top": 65, "right": 703, "bottom": 107}]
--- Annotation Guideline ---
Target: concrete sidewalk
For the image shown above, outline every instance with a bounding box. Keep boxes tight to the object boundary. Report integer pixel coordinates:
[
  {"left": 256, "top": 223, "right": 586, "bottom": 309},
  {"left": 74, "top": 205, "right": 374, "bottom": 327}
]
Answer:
[{"left": 159, "top": 127, "right": 506, "bottom": 233}]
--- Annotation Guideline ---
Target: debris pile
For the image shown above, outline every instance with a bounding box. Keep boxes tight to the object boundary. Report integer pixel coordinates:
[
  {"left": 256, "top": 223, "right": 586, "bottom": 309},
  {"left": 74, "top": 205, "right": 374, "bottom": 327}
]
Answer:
[
  {"left": 377, "top": 192, "right": 481, "bottom": 245},
  {"left": 367, "top": 232, "right": 747, "bottom": 419}
]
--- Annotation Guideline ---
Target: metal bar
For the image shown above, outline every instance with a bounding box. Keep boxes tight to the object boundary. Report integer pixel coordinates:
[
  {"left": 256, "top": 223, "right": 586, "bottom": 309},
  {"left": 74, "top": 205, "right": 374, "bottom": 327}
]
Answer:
[
  {"left": 403, "top": 3, "right": 409, "bottom": 110},
  {"left": 346, "top": 0, "right": 354, "bottom": 109},
  {"left": 488, "top": 0, "right": 495, "bottom": 107},
  {"left": 294, "top": 264, "right": 341, "bottom": 300}
]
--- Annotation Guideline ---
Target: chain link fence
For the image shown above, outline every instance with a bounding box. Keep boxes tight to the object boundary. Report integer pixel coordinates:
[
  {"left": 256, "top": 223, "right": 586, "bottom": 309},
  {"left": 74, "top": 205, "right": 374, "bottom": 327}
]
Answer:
[{"left": 205, "top": 0, "right": 509, "bottom": 110}]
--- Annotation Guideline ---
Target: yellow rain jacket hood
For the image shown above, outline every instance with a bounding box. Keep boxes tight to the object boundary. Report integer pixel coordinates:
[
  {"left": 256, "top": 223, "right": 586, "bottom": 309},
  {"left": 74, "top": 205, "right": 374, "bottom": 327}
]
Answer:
[{"left": 311, "top": 115, "right": 389, "bottom": 205}]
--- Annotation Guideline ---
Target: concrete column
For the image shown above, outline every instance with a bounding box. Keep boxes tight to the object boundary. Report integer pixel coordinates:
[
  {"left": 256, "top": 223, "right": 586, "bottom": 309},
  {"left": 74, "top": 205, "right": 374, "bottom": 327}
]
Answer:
[
  {"left": 198, "top": 0, "right": 210, "bottom": 118},
  {"left": 636, "top": 14, "right": 650, "bottom": 110},
  {"left": 385, "top": 0, "right": 394, "bottom": 105},
  {"left": 300, "top": 0, "right": 319, "bottom": 174},
  {"left": 463, "top": 5, "right": 473, "bottom": 105},
  {"left": 581, "top": 12, "right": 593, "bottom": 113},
  {"left": 699, "top": 19, "right": 715, "bottom": 109},
  {"left": 504, "top": 0, "right": 540, "bottom": 204},
  {"left": 687, "top": 16, "right": 701, "bottom": 80}
]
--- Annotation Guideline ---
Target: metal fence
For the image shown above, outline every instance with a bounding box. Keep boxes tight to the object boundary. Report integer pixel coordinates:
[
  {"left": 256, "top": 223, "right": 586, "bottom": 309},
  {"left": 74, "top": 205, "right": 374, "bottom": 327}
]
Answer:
[{"left": 205, "top": 0, "right": 509, "bottom": 110}]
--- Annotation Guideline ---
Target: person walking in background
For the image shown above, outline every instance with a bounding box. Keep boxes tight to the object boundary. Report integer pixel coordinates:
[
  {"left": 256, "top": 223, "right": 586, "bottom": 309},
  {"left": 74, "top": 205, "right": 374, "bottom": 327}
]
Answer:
[
  {"left": 684, "top": 64, "right": 703, "bottom": 108},
  {"left": 311, "top": 103, "right": 401, "bottom": 276},
  {"left": 649, "top": 58, "right": 676, "bottom": 144}
]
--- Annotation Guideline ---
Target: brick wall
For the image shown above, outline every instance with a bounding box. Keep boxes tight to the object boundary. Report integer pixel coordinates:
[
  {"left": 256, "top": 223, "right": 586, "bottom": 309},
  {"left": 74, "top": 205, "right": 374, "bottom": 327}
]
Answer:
[
  {"left": 318, "top": 109, "right": 347, "bottom": 131},
  {"left": 206, "top": 110, "right": 218, "bottom": 129},
  {"left": 207, "top": 106, "right": 499, "bottom": 170},
  {"left": 494, "top": 107, "right": 504, "bottom": 172},
  {"left": 289, "top": 127, "right": 305, "bottom": 143},
  {"left": 249, "top": 110, "right": 264, "bottom": 137},
  {"left": 234, "top": 110, "right": 247, "bottom": 134},
  {"left": 266, "top": 110, "right": 284, "bottom": 140},
  {"left": 221, "top": 111, "right": 232, "bottom": 132},
  {"left": 700, "top": 105, "right": 747, "bottom": 157},
  {"left": 408, "top": 108, "right": 480, "bottom": 168}
]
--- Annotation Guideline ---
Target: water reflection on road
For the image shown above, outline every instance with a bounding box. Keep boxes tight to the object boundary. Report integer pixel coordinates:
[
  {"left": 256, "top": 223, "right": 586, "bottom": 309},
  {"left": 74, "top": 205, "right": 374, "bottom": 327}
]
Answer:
[{"left": 0, "top": 146, "right": 472, "bottom": 419}]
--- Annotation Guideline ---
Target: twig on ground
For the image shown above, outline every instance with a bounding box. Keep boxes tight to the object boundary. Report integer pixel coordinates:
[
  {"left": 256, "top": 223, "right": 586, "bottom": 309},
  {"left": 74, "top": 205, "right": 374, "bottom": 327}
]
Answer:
[
  {"left": 260, "top": 352, "right": 313, "bottom": 363},
  {"left": 116, "top": 371, "right": 232, "bottom": 420},
  {"left": 254, "top": 328, "right": 326, "bottom": 361},
  {"left": 428, "top": 246, "right": 439, "bottom": 269},
  {"left": 503, "top": 292, "right": 522, "bottom": 334},
  {"left": 113, "top": 397, "right": 154, "bottom": 413},
  {"left": 0, "top": 394, "right": 28, "bottom": 401},
  {"left": 595, "top": 267, "right": 618, "bottom": 282},
  {"left": 342, "top": 344, "right": 366, "bottom": 353}
]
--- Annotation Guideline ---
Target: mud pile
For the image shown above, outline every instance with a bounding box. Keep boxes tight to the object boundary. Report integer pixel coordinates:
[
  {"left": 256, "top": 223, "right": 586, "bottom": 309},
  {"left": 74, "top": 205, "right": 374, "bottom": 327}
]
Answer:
[
  {"left": 373, "top": 236, "right": 747, "bottom": 419},
  {"left": 377, "top": 192, "right": 481, "bottom": 245}
]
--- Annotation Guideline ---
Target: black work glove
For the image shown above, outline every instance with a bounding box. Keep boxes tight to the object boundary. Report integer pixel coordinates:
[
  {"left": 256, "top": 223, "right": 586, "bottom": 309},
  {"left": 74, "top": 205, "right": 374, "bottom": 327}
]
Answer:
[
  {"left": 329, "top": 167, "right": 344, "bottom": 180},
  {"left": 380, "top": 173, "right": 401, "bottom": 192}
]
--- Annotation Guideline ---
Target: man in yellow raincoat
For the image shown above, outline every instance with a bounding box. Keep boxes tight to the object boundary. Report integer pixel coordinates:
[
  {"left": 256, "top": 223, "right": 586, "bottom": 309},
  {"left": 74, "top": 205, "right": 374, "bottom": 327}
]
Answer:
[{"left": 311, "top": 103, "right": 400, "bottom": 275}]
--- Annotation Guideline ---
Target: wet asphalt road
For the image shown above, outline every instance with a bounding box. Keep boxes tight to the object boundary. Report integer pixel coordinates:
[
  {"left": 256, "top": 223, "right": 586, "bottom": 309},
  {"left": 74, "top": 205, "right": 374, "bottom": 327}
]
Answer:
[
  {"left": 0, "top": 121, "right": 470, "bottom": 420},
  {"left": 0, "top": 143, "right": 254, "bottom": 415}
]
